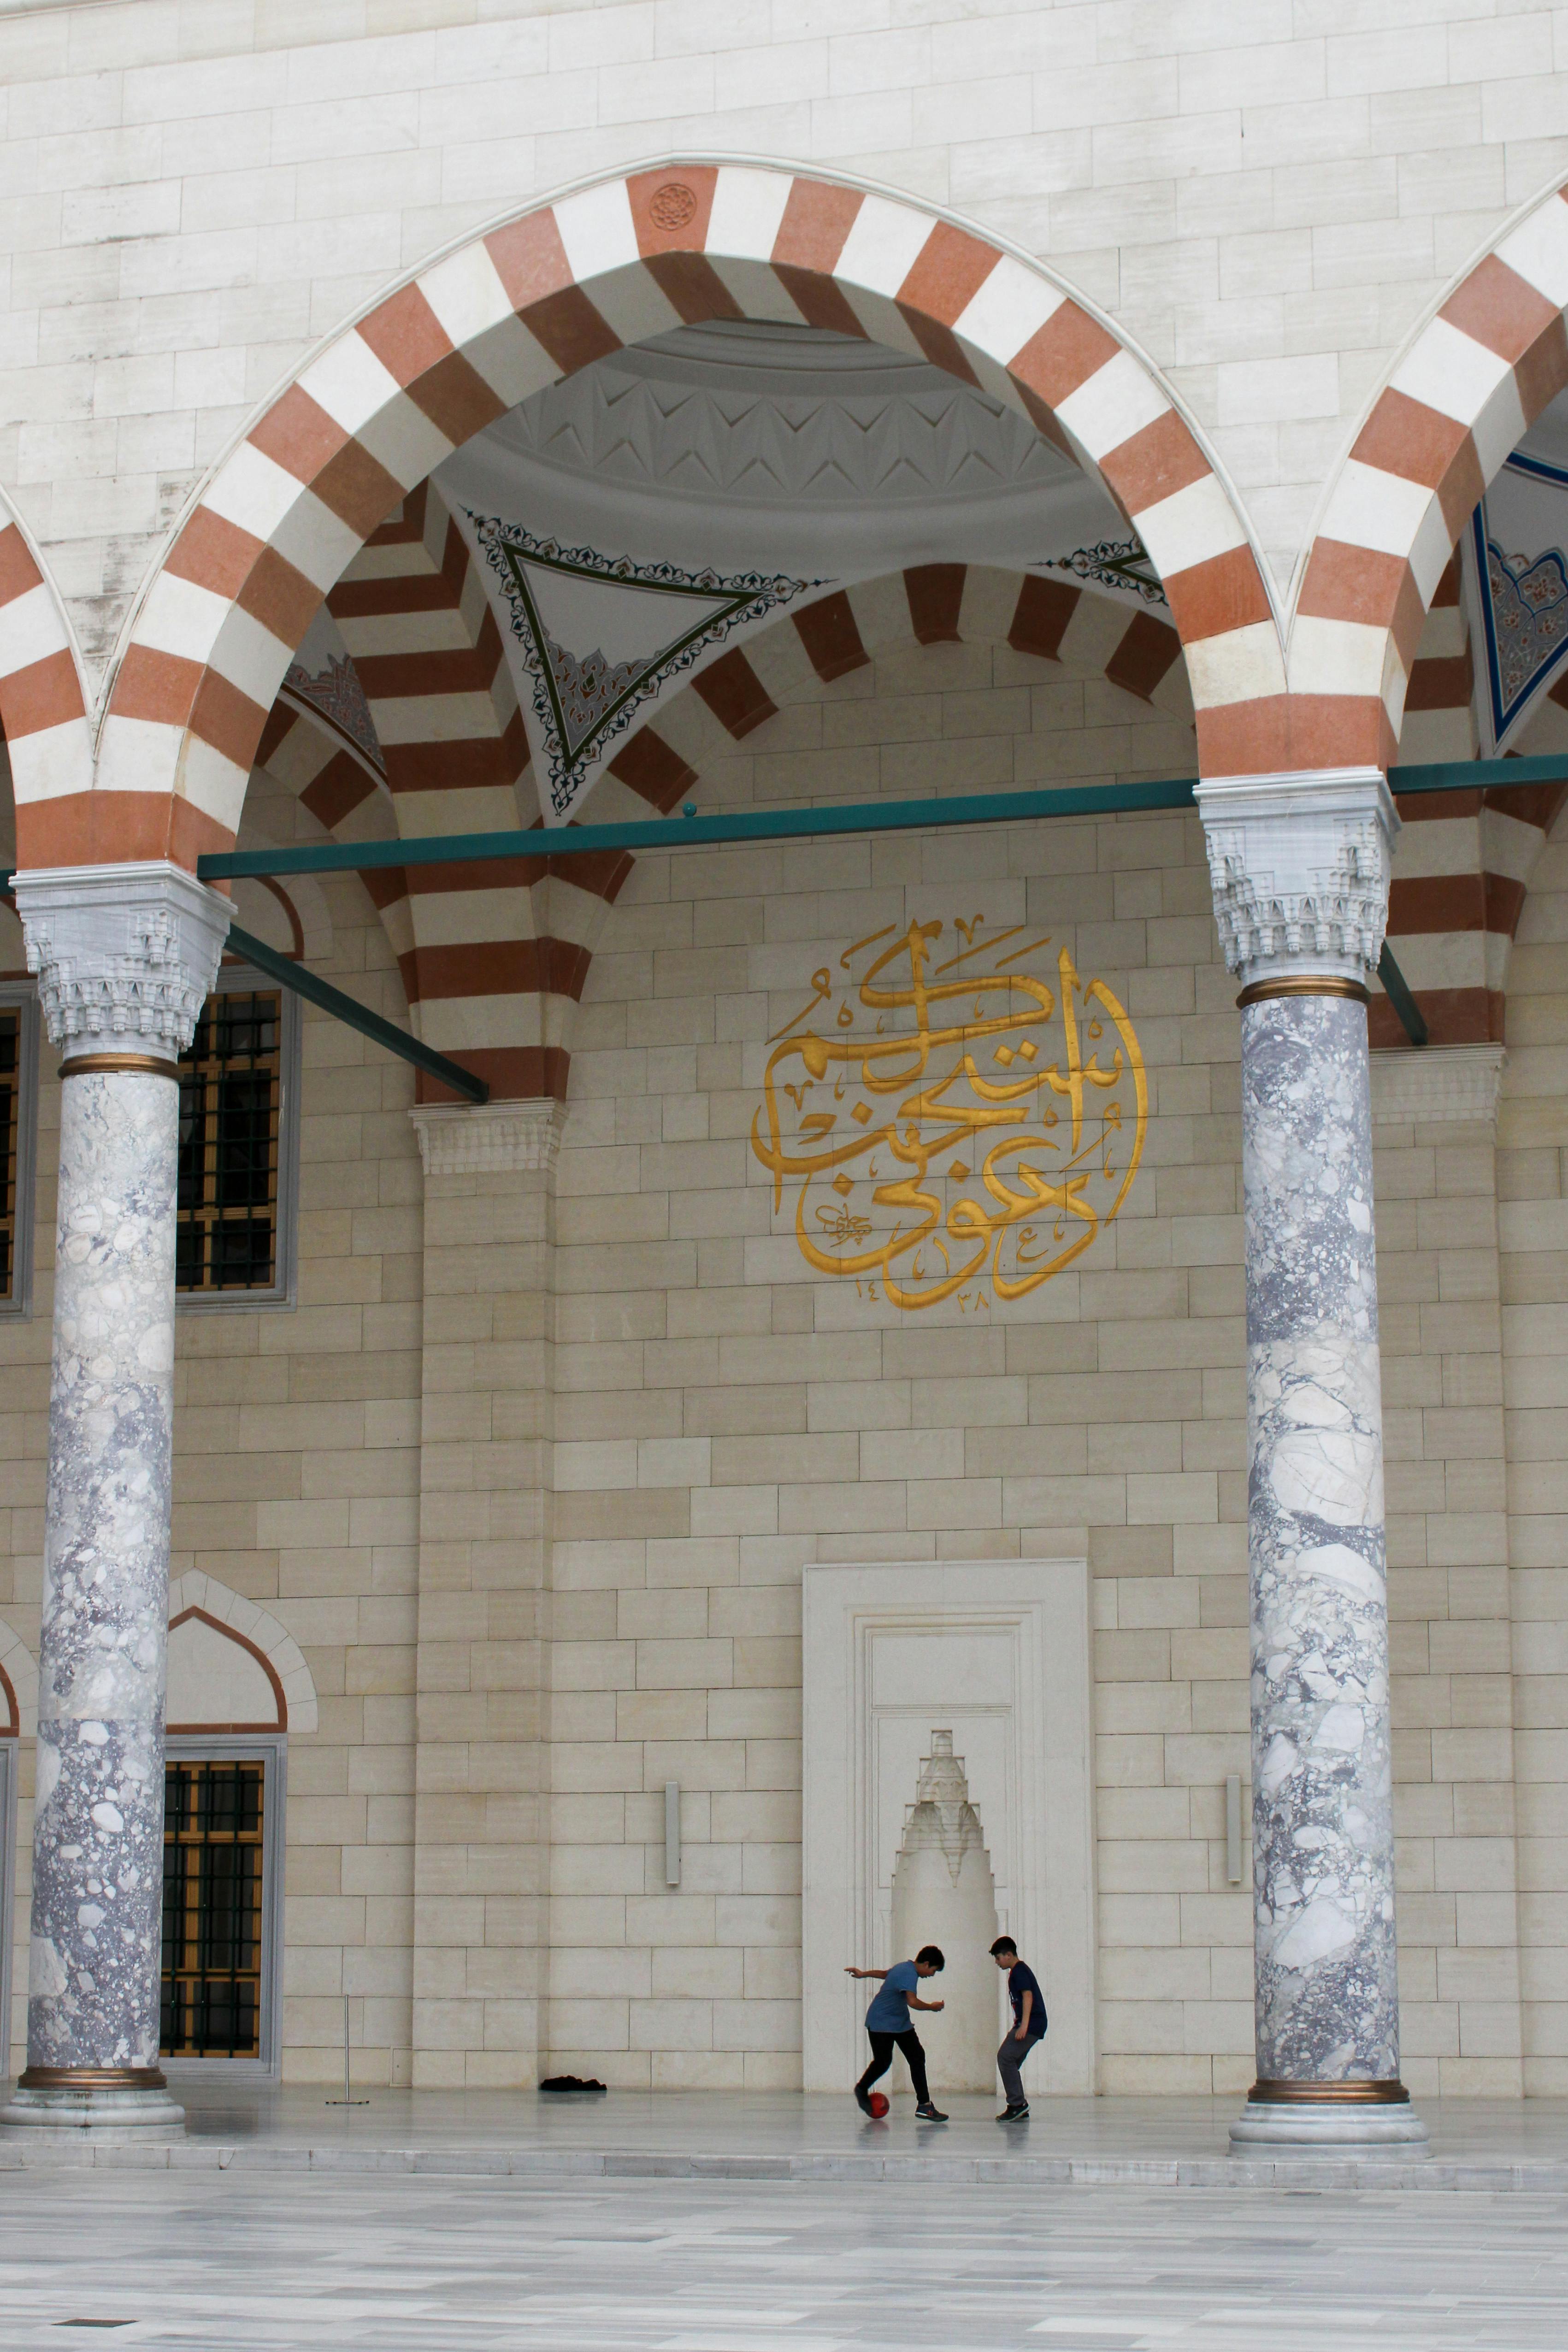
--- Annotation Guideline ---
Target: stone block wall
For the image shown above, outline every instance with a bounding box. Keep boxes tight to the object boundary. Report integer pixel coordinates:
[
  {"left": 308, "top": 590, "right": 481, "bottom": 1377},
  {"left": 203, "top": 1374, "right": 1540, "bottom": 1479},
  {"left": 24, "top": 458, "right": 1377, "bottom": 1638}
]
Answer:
[
  {"left": 0, "top": 818, "right": 424, "bottom": 2087},
  {"left": 531, "top": 640, "right": 1568, "bottom": 2094},
  {"left": 1375, "top": 1089, "right": 1521, "bottom": 2098},
  {"left": 0, "top": 0, "right": 1563, "bottom": 672},
  {"left": 546, "top": 646, "right": 1252, "bottom": 2092},
  {"left": 411, "top": 1143, "right": 553, "bottom": 2088},
  {"left": 3, "top": 639, "right": 1568, "bottom": 2093},
  {"left": 224, "top": 906, "right": 422, "bottom": 2089},
  {"left": 1500, "top": 831, "right": 1568, "bottom": 2096}
]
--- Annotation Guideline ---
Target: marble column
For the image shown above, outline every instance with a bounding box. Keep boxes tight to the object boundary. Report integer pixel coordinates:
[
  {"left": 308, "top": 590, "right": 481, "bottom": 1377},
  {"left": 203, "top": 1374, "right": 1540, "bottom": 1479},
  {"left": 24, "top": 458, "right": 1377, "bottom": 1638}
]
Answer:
[
  {"left": 1197, "top": 770, "right": 1427, "bottom": 2155},
  {"left": 0, "top": 863, "right": 230, "bottom": 2139}
]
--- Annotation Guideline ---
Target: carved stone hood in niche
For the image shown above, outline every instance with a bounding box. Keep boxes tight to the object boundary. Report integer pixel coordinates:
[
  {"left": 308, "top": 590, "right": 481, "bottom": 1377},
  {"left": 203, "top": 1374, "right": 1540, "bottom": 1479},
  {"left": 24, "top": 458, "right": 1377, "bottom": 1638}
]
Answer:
[
  {"left": 890, "top": 1732, "right": 1000, "bottom": 2095},
  {"left": 899, "top": 1729, "right": 992, "bottom": 1887}
]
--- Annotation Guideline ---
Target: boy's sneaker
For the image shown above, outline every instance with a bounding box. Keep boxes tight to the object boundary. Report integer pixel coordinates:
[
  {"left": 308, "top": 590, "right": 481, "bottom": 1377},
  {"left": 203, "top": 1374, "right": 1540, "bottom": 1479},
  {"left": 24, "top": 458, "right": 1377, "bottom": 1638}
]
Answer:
[
  {"left": 855, "top": 2085, "right": 874, "bottom": 2116},
  {"left": 997, "top": 2101, "right": 1029, "bottom": 2121},
  {"left": 914, "top": 2102, "right": 948, "bottom": 2122}
]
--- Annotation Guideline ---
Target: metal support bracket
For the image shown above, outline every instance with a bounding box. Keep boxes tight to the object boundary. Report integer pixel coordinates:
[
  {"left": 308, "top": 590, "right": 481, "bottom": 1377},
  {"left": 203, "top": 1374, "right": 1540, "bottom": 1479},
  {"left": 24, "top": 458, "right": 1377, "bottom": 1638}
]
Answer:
[
  {"left": 225, "top": 923, "right": 489, "bottom": 1103},
  {"left": 1376, "top": 943, "right": 1429, "bottom": 1048}
]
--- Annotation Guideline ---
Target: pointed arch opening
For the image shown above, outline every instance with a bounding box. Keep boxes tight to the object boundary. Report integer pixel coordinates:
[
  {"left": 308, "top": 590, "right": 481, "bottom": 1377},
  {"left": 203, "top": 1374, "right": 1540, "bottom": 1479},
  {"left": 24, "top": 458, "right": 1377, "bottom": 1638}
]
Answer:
[
  {"left": 12, "top": 164, "right": 1273, "bottom": 880},
  {"left": 165, "top": 1574, "right": 318, "bottom": 1736},
  {"left": 1299, "top": 180, "right": 1568, "bottom": 1041},
  {"left": 1297, "top": 177, "right": 1568, "bottom": 772}
]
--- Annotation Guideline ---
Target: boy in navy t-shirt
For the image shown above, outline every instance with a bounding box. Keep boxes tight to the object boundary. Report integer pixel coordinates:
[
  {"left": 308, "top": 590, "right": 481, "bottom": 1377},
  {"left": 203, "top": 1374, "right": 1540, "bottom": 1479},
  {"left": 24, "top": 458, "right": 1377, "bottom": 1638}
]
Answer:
[
  {"left": 844, "top": 1945, "right": 948, "bottom": 2122},
  {"left": 990, "top": 1935, "right": 1046, "bottom": 2120}
]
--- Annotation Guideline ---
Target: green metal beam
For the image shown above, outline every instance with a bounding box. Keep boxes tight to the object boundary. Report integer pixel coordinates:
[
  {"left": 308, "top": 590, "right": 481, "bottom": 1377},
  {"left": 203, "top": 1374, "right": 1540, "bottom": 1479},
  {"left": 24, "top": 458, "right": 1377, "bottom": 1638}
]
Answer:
[
  {"left": 224, "top": 922, "right": 489, "bottom": 1104},
  {"left": 188, "top": 751, "right": 1568, "bottom": 886},
  {"left": 1387, "top": 751, "right": 1568, "bottom": 794},
  {"left": 1376, "top": 943, "right": 1428, "bottom": 1048},
  {"left": 0, "top": 753, "right": 1545, "bottom": 1074},
  {"left": 194, "top": 777, "right": 1203, "bottom": 882}
]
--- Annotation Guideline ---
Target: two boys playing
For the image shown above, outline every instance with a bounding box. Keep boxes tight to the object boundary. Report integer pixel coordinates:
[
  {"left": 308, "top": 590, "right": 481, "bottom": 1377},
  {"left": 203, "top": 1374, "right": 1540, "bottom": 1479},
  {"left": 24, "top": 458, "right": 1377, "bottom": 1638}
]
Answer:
[{"left": 845, "top": 1935, "right": 1046, "bottom": 2123}]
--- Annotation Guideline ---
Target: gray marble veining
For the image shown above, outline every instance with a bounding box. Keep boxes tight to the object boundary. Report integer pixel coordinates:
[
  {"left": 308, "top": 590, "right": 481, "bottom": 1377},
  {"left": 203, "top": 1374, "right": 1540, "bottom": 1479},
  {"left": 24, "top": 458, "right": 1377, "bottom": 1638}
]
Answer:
[
  {"left": 6, "top": 2163, "right": 1568, "bottom": 2352},
  {"left": 1241, "top": 993, "right": 1400, "bottom": 2087},
  {"left": 26, "top": 1071, "right": 179, "bottom": 2074}
]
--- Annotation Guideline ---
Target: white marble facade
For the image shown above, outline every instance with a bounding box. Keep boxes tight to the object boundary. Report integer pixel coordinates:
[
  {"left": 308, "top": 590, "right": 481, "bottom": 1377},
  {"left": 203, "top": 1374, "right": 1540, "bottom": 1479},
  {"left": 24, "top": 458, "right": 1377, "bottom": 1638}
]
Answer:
[{"left": 5, "top": 0, "right": 1568, "bottom": 2140}]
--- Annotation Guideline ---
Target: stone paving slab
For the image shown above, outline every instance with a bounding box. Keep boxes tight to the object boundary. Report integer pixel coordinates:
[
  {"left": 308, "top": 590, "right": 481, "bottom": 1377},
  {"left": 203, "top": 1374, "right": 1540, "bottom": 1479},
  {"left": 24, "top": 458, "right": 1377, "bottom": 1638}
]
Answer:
[
  {"left": 6, "top": 2132, "right": 1568, "bottom": 2193},
  {"left": 8, "top": 2088, "right": 1568, "bottom": 2198},
  {"left": 8, "top": 2168, "right": 1568, "bottom": 2352}
]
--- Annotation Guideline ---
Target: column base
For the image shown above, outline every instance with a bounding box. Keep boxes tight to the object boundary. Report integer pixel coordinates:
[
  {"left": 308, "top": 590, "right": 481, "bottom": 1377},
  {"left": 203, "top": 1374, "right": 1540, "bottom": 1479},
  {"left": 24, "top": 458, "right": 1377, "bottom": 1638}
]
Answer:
[
  {"left": 0, "top": 2067, "right": 185, "bottom": 2141},
  {"left": 1229, "top": 2081, "right": 1427, "bottom": 2158}
]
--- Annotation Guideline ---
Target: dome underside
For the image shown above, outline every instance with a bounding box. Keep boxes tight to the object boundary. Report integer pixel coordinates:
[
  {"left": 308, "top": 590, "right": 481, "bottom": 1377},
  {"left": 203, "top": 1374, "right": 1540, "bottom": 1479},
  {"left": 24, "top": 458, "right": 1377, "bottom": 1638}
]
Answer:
[{"left": 436, "top": 320, "right": 1135, "bottom": 581}]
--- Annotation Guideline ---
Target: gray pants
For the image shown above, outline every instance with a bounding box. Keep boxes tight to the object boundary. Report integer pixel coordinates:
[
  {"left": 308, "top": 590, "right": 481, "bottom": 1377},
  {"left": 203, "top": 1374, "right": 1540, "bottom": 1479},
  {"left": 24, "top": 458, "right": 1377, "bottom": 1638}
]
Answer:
[{"left": 997, "top": 2028, "right": 1044, "bottom": 2107}]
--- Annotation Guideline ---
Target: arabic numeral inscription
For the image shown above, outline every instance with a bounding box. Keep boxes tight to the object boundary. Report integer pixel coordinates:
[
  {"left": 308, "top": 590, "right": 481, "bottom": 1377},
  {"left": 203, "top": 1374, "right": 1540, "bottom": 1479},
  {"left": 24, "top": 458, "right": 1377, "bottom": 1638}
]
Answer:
[{"left": 752, "top": 914, "right": 1149, "bottom": 1313}]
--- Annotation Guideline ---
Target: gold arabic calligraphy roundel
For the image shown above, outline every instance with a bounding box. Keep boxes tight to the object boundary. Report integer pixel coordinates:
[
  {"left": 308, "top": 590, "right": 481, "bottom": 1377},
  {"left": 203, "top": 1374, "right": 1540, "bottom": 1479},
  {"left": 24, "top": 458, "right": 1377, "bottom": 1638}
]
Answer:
[{"left": 752, "top": 915, "right": 1148, "bottom": 1312}]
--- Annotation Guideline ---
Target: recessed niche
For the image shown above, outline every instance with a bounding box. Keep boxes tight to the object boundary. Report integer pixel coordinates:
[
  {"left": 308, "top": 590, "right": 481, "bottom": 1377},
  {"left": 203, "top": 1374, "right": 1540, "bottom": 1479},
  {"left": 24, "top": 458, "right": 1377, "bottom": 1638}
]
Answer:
[
  {"left": 889, "top": 1731, "right": 1000, "bottom": 2094},
  {"left": 802, "top": 1557, "right": 1096, "bottom": 2096},
  {"left": 166, "top": 1609, "right": 286, "bottom": 1735}
]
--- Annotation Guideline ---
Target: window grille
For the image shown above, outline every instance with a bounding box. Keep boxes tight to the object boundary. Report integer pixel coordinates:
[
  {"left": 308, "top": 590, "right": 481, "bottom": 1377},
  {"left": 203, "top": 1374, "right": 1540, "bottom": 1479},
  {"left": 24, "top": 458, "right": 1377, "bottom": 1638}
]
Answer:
[
  {"left": 175, "top": 978, "right": 297, "bottom": 1304},
  {"left": 160, "top": 1758, "right": 265, "bottom": 2061}
]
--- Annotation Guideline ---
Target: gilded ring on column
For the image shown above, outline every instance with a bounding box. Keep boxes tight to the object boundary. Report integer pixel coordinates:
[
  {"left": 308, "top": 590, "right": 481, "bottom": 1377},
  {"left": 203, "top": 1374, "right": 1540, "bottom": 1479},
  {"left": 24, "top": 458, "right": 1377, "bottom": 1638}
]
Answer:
[
  {"left": 1234, "top": 976, "right": 1370, "bottom": 1009},
  {"left": 1248, "top": 2077, "right": 1410, "bottom": 2105},
  {"left": 58, "top": 1051, "right": 181, "bottom": 1082},
  {"left": 17, "top": 2064, "right": 171, "bottom": 2090}
]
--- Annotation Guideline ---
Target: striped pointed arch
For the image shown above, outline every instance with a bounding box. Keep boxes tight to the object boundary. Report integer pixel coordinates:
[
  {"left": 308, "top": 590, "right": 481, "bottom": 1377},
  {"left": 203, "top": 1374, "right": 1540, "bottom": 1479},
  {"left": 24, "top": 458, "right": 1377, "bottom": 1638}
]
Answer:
[
  {"left": 1297, "top": 177, "right": 1568, "bottom": 772},
  {"left": 587, "top": 561, "right": 1193, "bottom": 832},
  {"left": 1375, "top": 563, "right": 1568, "bottom": 1046},
  {"left": 338, "top": 560, "right": 1192, "bottom": 1100},
  {"left": 248, "top": 489, "right": 632, "bottom": 1100},
  {"left": 249, "top": 689, "right": 406, "bottom": 938},
  {"left": 327, "top": 481, "right": 626, "bottom": 1099},
  {"left": 0, "top": 512, "right": 91, "bottom": 862},
  {"left": 60, "top": 163, "right": 1271, "bottom": 876}
]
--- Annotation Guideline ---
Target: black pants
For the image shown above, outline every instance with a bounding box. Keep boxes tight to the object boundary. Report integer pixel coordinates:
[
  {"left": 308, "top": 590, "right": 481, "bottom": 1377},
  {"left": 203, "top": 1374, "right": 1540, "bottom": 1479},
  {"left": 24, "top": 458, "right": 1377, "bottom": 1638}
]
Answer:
[
  {"left": 857, "top": 2028, "right": 929, "bottom": 2105},
  {"left": 997, "top": 2029, "right": 1044, "bottom": 2107}
]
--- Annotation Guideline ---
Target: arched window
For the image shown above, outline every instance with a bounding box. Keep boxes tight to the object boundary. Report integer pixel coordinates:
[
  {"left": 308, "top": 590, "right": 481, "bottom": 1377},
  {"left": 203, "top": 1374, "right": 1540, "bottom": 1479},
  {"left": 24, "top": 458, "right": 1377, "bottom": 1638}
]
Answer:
[{"left": 159, "top": 1583, "right": 315, "bottom": 2077}]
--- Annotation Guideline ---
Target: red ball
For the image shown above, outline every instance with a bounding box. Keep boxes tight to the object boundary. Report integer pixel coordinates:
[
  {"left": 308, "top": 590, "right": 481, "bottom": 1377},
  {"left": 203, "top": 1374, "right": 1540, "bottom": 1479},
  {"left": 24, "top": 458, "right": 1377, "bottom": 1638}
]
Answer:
[{"left": 868, "top": 2092, "right": 890, "bottom": 2118}]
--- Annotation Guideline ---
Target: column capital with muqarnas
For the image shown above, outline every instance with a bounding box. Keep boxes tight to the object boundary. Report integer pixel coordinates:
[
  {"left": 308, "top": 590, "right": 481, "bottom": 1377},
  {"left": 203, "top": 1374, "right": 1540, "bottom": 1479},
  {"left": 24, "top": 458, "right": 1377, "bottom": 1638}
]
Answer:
[
  {"left": 11, "top": 860, "right": 231, "bottom": 1061},
  {"left": 1195, "top": 766, "right": 1398, "bottom": 996}
]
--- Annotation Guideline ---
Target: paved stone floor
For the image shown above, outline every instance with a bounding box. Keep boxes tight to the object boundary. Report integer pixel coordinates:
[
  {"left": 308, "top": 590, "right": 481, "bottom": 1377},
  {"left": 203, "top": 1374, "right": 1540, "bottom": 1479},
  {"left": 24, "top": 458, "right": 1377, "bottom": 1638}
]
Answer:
[
  {"left": 8, "top": 2085, "right": 1568, "bottom": 2192},
  {"left": 4, "top": 2168, "right": 1567, "bottom": 2350},
  {"left": 165, "top": 2081, "right": 1568, "bottom": 2163}
]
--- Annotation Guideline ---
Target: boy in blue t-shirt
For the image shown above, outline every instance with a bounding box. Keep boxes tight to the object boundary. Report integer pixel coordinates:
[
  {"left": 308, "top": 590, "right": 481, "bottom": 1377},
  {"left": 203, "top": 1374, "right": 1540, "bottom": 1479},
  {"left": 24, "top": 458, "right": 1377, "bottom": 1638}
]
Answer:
[
  {"left": 990, "top": 1935, "right": 1047, "bottom": 2119},
  {"left": 844, "top": 1945, "right": 948, "bottom": 2122}
]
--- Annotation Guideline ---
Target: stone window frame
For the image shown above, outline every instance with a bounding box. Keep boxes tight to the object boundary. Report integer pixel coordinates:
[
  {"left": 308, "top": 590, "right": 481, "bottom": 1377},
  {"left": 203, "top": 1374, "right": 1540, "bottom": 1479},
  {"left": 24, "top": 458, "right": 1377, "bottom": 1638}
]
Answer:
[
  {"left": 0, "top": 979, "right": 40, "bottom": 1323},
  {"left": 161, "top": 1733, "right": 288, "bottom": 2082},
  {"left": 175, "top": 962, "right": 301, "bottom": 1317}
]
